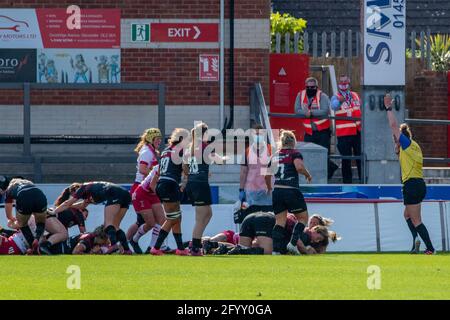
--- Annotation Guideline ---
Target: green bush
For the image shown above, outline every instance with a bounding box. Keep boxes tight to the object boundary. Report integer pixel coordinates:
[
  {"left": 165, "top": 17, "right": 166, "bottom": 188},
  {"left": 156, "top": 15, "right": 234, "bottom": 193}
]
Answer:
[
  {"left": 408, "top": 34, "right": 450, "bottom": 71},
  {"left": 271, "top": 12, "right": 307, "bottom": 53}
]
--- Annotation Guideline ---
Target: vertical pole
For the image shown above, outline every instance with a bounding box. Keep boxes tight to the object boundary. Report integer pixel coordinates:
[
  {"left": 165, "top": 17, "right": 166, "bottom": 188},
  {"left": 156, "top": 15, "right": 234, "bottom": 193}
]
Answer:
[
  {"left": 303, "top": 32, "right": 309, "bottom": 54},
  {"left": 294, "top": 32, "right": 299, "bottom": 54},
  {"left": 374, "top": 203, "right": 381, "bottom": 252},
  {"left": 330, "top": 31, "right": 336, "bottom": 57},
  {"left": 347, "top": 30, "right": 352, "bottom": 78},
  {"left": 158, "top": 83, "right": 166, "bottom": 151},
  {"left": 411, "top": 30, "right": 416, "bottom": 76},
  {"left": 219, "top": 0, "right": 225, "bottom": 129},
  {"left": 276, "top": 33, "right": 281, "bottom": 53},
  {"left": 312, "top": 32, "right": 318, "bottom": 58},
  {"left": 439, "top": 202, "right": 447, "bottom": 252},
  {"left": 426, "top": 28, "right": 432, "bottom": 70},
  {"left": 285, "top": 33, "right": 290, "bottom": 53},
  {"left": 23, "top": 83, "right": 31, "bottom": 157}
]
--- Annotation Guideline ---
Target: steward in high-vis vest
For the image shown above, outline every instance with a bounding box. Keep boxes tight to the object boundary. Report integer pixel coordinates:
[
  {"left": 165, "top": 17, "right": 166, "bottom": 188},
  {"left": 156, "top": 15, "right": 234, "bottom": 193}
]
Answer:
[
  {"left": 295, "top": 77, "right": 338, "bottom": 180},
  {"left": 331, "top": 75, "right": 362, "bottom": 184}
]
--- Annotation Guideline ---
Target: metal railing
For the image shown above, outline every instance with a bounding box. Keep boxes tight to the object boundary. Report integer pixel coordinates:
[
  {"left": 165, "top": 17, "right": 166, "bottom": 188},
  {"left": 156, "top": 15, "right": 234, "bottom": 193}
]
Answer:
[
  {"left": 0, "top": 83, "right": 166, "bottom": 156},
  {"left": 405, "top": 116, "right": 450, "bottom": 164}
]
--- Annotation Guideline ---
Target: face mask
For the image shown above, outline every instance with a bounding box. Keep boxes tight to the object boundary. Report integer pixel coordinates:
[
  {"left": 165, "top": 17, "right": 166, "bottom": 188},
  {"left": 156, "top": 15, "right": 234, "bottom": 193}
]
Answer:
[
  {"left": 338, "top": 83, "right": 350, "bottom": 91},
  {"left": 306, "top": 88, "right": 317, "bottom": 97}
]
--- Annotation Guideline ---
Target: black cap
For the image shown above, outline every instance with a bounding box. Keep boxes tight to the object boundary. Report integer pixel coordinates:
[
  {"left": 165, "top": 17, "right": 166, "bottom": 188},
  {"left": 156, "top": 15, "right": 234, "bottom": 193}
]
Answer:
[{"left": 0, "top": 175, "right": 9, "bottom": 191}]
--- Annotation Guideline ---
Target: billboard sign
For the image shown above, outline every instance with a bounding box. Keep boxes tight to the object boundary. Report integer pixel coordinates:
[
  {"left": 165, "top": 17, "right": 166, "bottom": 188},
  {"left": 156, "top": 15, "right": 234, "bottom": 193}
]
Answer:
[
  {"left": 0, "top": 9, "right": 121, "bottom": 48},
  {"left": 0, "top": 49, "right": 37, "bottom": 82},
  {"left": 37, "top": 49, "right": 120, "bottom": 83}
]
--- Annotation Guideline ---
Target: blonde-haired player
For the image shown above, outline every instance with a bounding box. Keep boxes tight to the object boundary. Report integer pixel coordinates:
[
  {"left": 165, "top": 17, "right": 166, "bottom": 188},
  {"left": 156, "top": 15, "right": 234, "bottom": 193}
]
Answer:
[{"left": 268, "top": 130, "right": 312, "bottom": 255}]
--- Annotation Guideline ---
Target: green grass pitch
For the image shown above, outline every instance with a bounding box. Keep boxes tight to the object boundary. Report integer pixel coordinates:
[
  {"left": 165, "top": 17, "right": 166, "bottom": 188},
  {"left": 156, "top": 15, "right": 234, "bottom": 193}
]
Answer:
[{"left": 1, "top": 254, "right": 449, "bottom": 300}]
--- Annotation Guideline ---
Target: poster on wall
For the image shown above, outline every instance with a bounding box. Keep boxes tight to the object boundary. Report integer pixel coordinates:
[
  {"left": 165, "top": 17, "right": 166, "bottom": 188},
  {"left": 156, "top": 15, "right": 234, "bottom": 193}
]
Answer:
[
  {"left": 37, "top": 49, "right": 120, "bottom": 83},
  {"left": 0, "top": 9, "right": 120, "bottom": 48},
  {"left": 0, "top": 49, "right": 36, "bottom": 82}
]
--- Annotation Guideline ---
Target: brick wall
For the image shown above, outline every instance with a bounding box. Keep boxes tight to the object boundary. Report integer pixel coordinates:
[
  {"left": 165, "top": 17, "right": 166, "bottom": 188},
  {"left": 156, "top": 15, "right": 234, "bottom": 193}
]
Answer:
[
  {"left": 4, "top": 0, "right": 269, "bottom": 19},
  {"left": 408, "top": 71, "right": 449, "bottom": 162},
  {"left": 0, "top": 0, "right": 270, "bottom": 132}
]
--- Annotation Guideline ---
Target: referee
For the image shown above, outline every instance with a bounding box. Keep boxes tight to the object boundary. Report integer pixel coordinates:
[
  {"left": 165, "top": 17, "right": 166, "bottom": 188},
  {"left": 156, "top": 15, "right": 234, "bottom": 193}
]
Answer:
[{"left": 384, "top": 94, "right": 435, "bottom": 254}]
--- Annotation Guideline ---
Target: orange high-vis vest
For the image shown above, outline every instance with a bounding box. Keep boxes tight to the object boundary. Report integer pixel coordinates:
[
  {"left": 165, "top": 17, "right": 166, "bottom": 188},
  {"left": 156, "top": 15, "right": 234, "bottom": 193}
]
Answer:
[
  {"left": 300, "top": 89, "right": 330, "bottom": 135},
  {"left": 335, "top": 91, "right": 361, "bottom": 137}
]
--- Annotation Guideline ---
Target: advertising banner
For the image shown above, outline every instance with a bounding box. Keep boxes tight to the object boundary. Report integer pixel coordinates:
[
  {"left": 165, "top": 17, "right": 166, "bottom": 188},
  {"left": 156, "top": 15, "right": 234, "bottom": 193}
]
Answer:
[
  {"left": 37, "top": 49, "right": 120, "bottom": 83},
  {"left": 363, "top": 0, "right": 406, "bottom": 86},
  {"left": 0, "top": 9, "right": 120, "bottom": 48},
  {"left": 0, "top": 49, "right": 36, "bottom": 82}
]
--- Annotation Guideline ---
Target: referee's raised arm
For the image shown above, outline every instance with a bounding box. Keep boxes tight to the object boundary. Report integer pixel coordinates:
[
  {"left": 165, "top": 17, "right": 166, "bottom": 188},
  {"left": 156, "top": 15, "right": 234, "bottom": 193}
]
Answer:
[{"left": 384, "top": 93, "right": 399, "bottom": 142}]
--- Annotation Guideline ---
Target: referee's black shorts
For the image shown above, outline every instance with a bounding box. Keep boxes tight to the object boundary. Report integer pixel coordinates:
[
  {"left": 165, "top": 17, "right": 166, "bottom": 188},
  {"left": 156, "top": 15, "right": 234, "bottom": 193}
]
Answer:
[{"left": 402, "top": 178, "right": 426, "bottom": 205}]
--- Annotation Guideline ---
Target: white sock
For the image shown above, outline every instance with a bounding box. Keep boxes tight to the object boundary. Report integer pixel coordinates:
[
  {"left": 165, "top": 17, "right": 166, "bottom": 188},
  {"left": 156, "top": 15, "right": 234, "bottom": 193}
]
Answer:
[
  {"left": 150, "top": 224, "right": 161, "bottom": 247},
  {"left": 132, "top": 224, "right": 147, "bottom": 243}
]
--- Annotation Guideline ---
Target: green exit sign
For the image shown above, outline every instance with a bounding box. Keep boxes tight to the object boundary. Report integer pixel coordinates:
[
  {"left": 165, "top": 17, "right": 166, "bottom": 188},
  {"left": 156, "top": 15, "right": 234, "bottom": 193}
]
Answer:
[{"left": 131, "top": 24, "right": 150, "bottom": 42}]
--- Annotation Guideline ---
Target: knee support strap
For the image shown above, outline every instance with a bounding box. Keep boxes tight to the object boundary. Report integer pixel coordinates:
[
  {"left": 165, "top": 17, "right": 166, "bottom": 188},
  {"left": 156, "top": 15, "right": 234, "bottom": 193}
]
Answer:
[{"left": 166, "top": 210, "right": 181, "bottom": 220}]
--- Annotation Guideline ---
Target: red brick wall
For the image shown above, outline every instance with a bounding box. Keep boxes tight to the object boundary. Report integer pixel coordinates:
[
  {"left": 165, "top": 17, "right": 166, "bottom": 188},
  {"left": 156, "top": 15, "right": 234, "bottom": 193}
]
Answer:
[
  {"left": 0, "top": 0, "right": 270, "bottom": 110},
  {"left": 408, "top": 71, "right": 449, "bottom": 163},
  {"left": 2, "top": 0, "right": 269, "bottom": 19}
]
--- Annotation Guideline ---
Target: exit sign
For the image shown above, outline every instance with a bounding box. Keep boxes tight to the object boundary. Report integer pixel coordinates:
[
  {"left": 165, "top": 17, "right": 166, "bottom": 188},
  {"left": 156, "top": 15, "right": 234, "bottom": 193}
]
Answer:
[{"left": 151, "top": 23, "right": 219, "bottom": 42}]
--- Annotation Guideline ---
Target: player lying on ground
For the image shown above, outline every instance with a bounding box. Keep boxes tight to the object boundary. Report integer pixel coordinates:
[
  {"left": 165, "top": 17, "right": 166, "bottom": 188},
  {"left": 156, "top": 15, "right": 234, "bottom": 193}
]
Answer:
[
  {"left": 51, "top": 181, "right": 132, "bottom": 254},
  {"left": 71, "top": 225, "right": 111, "bottom": 254}
]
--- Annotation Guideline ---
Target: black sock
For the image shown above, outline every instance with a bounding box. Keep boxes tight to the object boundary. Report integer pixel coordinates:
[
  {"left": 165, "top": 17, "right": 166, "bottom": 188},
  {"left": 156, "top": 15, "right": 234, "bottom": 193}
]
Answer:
[
  {"left": 104, "top": 225, "right": 117, "bottom": 245},
  {"left": 173, "top": 233, "right": 184, "bottom": 250},
  {"left": 35, "top": 222, "right": 45, "bottom": 240},
  {"left": 406, "top": 218, "right": 418, "bottom": 249},
  {"left": 290, "top": 222, "right": 305, "bottom": 246},
  {"left": 42, "top": 240, "right": 53, "bottom": 247},
  {"left": 272, "top": 225, "right": 286, "bottom": 253},
  {"left": 116, "top": 229, "right": 130, "bottom": 251},
  {"left": 20, "top": 226, "right": 35, "bottom": 246},
  {"left": 416, "top": 223, "right": 435, "bottom": 252},
  {"left": 192, "top": 238, "right": 202, "bottom": 250},
  {"left": 154, "top": 229, "right": 169, "bottom": 250}
]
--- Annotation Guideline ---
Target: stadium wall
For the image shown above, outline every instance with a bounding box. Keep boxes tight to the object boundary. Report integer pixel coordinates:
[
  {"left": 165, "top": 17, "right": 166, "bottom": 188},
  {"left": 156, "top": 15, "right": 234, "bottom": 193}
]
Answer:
[
  {"left": 2, "top": 184, "right": 449, "bottom": 253},
  {"left": 0, "top": 0, "right": 270, "bottom": 132},
  {"left": 408, "top": 71, "right": 449, "bottom": 160}
]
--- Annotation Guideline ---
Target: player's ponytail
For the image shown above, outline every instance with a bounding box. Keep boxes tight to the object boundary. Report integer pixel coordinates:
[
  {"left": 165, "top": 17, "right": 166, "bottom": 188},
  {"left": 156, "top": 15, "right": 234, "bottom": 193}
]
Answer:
[
  {"left": 400, "top": 123, "right": 412, "bottom": 139},
  {"left": 169, "top": 128, "right": 190, "bottom": 146},
  {"left": 328, "top": 231, "right": 341, "bottom": 243},
  {"left": 54, "top": 187, "right": 71, "bottom": 206},
  {"left": 190, "top": 122, "right": 208, "bottom": 157},
  {"left": 68, "top": 182, "right": 82, "bottom": 195}
]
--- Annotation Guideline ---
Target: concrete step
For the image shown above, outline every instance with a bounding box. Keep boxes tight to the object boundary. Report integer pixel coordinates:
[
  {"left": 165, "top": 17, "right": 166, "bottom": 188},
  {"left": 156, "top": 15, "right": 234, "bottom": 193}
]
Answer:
[{"left": 423, "top": 167, "right": 450, "bottom": 178}]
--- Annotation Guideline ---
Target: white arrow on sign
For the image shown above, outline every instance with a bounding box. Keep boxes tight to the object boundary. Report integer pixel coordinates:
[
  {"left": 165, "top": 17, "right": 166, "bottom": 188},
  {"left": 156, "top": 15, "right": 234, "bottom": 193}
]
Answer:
[
  {"left": 193, "top": 26, "right": 201, "bottom": 39},
  {"left": 278, "top": 67, "right": 287, "bottom": 76}
]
